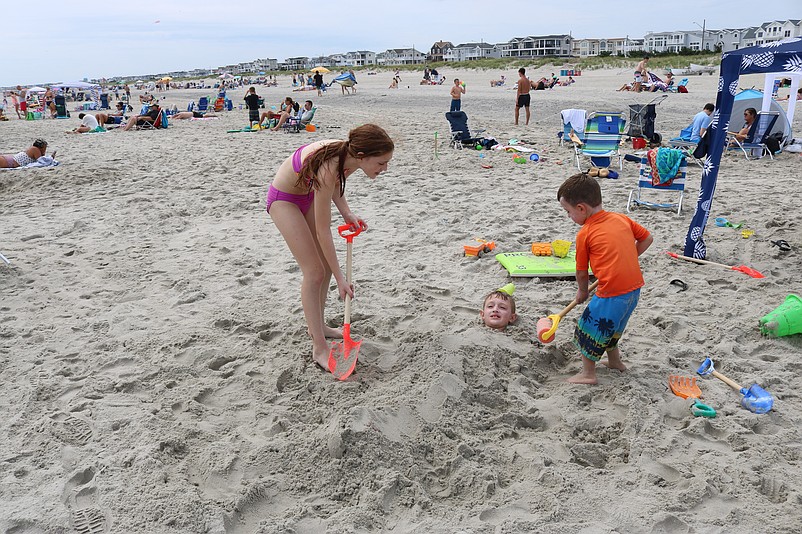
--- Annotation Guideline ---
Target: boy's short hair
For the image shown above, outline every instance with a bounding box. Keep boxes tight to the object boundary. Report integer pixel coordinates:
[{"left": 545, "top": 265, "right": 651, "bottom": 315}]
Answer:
[
  {"left": 483, "top": 290, "right": 516, "bottom": 313},
  {"left": 703, "top": 103, "right": 715, "bottom": 112},
  {"left": 518, "top": 68, "right": 526, "bottom": 75},
  {"left": 557, "top": 173, "right": 602, "bottom": 207}
]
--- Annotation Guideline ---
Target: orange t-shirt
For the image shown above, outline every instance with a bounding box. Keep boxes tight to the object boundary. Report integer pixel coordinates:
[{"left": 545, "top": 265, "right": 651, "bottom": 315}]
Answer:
[{"left": 575, "top": 210, "right": 650, "bottom": 298}]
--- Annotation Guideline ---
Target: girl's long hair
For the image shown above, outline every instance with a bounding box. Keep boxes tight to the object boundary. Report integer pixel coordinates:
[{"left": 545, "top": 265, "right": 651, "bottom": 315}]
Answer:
[{"left": 296, "top": 124, "right": 394, "bottom": 197}]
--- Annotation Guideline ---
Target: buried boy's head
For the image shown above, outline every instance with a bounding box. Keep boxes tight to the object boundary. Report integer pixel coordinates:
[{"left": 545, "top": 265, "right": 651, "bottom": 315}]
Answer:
[{"left": 481, "top": 290, "right": 517, "bottom": 330}]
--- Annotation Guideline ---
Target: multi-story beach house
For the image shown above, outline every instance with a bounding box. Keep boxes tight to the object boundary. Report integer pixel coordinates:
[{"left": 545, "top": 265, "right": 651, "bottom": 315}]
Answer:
[
  {"left": 376, "top": 48, "right": 426, "bottom": 65},
  {"left": 742, "top": 20, "right": 802, "bottom": 47},
  {"left": 442, "top": 42, "right": 500, "bottom": 62},
  {"left": 643, "top": 30, "right": 718, "bottom": 53},
  {"left": 572, "top": 37, "right": 641, "bottom": 58},
  {"left": 281, "top": 57, "right": 310, "bottom": 71},
  {"left": 429, "top": 41, "right": 454, "bottom": 62},
  {"left": 498, "top": 35, "right": 573, "bottom": 58},
  {"left": 345, "top": 51, "right": 377, "bottom": 66}
]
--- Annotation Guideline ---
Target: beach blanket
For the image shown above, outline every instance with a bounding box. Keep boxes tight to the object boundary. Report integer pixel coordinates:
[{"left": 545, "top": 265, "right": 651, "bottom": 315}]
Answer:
[
  {"left": 647, "top": 148, "right": 683, "bottom": 185},
  {"left": 1, "top": 156, "right": 60, "bottom": 170}
]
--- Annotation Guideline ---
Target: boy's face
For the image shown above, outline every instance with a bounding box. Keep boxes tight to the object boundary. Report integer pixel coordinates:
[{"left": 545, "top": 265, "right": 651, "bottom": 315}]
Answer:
[
  {"left": 559, "top": 197, "right": 590, "bottom": 226},
  {"left": 481, "top": 296, "right": 516, "bottom": 330}
]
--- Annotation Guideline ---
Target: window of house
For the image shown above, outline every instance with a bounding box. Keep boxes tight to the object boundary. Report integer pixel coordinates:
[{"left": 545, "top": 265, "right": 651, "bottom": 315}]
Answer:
[{"left": 785, "top": 30, "right": 791, "bottom": 37}]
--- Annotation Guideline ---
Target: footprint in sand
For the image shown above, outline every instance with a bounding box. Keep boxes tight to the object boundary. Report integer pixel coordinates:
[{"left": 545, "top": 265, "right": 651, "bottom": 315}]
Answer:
[{"left": 62, "top": 466, "right": 110, "bottom": 533}]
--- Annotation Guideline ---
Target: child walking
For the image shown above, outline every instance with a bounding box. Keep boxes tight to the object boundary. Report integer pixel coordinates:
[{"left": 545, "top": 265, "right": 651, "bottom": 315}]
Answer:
[
  {"left": 266, "top": 124, "right": 394, "bottom": 371},
  {"left": 557, "top": 173, "right": 653, "bottom": 384}
]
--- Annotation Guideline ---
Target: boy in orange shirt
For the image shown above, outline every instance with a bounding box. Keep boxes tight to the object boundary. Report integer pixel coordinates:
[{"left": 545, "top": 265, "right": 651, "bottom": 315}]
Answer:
[{"left": 557, "top": 173, "right": 653, "bottom": 384}]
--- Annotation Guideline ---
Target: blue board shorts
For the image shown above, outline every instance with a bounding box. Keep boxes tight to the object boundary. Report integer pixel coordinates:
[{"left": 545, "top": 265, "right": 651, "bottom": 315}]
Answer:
[{"left": 573, "top": 288, "right": 640, "bottom": 362}]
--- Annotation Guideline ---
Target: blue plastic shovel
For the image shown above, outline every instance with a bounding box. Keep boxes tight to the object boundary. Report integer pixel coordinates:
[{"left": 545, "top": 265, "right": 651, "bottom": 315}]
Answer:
[{"left": 696, "top": 358, "right": 773, "bottom": 414}]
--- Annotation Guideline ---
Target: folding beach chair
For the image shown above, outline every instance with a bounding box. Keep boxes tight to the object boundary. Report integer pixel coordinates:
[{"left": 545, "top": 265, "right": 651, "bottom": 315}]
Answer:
[
  {"left": 668, "top": 78, "right": 689, "bottom": 93},
  {"left": 54, "top": 95, "right": 69, "bottom": 118},
  {"left": 197, "top": 97, "right": 209, "bottom": 112},
  {"left": 445, "top": 111, "right": 486, "bottom": 149},
  {"left": 627, "top": 151, "right": 688, "bottom": 215},
  {"left": 283, "top": 107, "right": 316, "bottom": 133},
  {"left": 727, "top": 111, "right": 780, "bottom": 160},
  {"left": 573, "top": 111, "right": 626, "bottom": 170}
]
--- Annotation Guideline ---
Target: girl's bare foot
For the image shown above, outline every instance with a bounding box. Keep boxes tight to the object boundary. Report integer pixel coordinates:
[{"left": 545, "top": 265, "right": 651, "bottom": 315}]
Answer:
[
  {"left": 323, "top": 325, "right": 343, "bottom": 339},
  {"left": 313, "top": 347, "right": 330, "bottom": 372},
  {"left": 567, "top": 371, "right": 598, "bottom": 385}
]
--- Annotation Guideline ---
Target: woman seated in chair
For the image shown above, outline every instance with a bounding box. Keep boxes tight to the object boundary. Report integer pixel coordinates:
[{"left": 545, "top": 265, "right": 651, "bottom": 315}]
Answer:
[
  {"left": 0, "top": 139, "right": 49, "bottom": 168},
  {"left": 259, "top": 97, "right": 298, "bottom": 127}
]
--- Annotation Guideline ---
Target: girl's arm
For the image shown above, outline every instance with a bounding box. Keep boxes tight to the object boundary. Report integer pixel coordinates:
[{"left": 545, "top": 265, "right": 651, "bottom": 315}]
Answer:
[
  {"left": 332, "top": 188, "right": 366, "bottom": 230},
  {"left": 313, "top": 166, "right": 352, "bottom": 299}
]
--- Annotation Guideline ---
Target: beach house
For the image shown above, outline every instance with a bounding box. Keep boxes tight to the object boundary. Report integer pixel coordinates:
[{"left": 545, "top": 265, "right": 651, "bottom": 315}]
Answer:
[
  {"left": 429, "top": 41, "right": 454, "bottom": 63},
  {"left": 376, "top": 48, "right": 426, "bottom": 65},
  {"left": 443, "top": 42, "right": 500, "bottom": 62},
  {"left": 498, "top": 35, "right": 573, "bottom": 58},
  {"left": 742, "top": 20, "right": 802, "bottom": 47},
  {"left": 345, "top": 51, "right": 377, "bottom": 67},
  {"left": 572, "top": 38, "right": 639, "bottom": 58}
]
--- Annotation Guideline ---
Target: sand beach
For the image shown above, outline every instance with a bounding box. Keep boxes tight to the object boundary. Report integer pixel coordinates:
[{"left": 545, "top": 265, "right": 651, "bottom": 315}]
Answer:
[{"left": 1, "top": 67, "right": 802, "bottom": 533}]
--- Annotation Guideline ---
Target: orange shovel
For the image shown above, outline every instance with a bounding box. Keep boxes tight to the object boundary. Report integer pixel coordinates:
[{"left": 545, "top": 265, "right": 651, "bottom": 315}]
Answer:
[
  {"left": 537, "top": 280, "right": 599, "bottom": 343},
  {"left": 328, "top": 222, "right": 365, "bottom": 380}
]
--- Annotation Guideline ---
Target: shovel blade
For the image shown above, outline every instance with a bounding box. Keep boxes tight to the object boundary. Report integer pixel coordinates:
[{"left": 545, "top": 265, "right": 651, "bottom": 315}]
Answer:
[
  {"left": 733, "top": 265, "right": 765, "bottom": 279},
  {"left": 328, "top": 324, "right": 360, "bottom": 381},
  {"left": 669, "top": 375, "right": 701, "bottom": 399},
  {"left": 741, "top": 384, "right": 774, "bottom": 414}
]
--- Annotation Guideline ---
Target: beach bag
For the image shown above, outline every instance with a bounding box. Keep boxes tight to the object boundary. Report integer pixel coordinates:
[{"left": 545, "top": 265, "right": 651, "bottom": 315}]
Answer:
[
  {"left": 764, "top": 132, "right": 783, "bottom": 155},
  {"left": 677, "top": 85, "right": 688, "bottom": 93}
]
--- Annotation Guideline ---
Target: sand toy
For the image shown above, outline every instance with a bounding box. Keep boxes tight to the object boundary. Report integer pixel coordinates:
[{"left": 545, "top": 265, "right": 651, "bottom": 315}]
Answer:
[
  {"left": 759, "top": 294, "right": 802, "bottom": 337},
  {"left": 551, "top": 240, "right": 571, "bottom": 258},
  {"left": 696, "top": 357, "right": 774, "bottom": 414},
  {"left": 536, "top": 280, "right": 599, "bottom": 343},
  {"left": 329, "top": 222, "right": 366, "bottom": 380},
  {"left": 665, "top": 251, "right": 764, "bottom": 279},
  {"left": 668, "top": 375, "right": 716, "bottom": 417},
  {"left": 463, "top": 239, "right": 495, "bottom": 258},
  {"left": 531, "top": 242, "right": 552, "bottom": 256}
]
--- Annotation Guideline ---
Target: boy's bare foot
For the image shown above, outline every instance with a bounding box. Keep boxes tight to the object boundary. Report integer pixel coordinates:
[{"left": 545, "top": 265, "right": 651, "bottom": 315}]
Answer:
[
  {"left": 323, "top": 325, "right": 343, "bottom": 339},
  {"left": 567, "top": 371, "right": 598, "bottom": 385},
  {"left": 600, "top": 359, "right": 627, "bottom": 372}
]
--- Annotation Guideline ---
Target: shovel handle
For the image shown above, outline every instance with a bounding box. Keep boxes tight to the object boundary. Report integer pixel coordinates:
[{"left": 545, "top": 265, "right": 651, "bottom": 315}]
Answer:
[
  {"left": 711, "top": 370, "right": 743, "bottom": 392},
  {"left": 666, "top": 251, "right": 733, "bottom": 270},
  {"left": 556, "top": 280, "right": 600, "bottom": 319}
]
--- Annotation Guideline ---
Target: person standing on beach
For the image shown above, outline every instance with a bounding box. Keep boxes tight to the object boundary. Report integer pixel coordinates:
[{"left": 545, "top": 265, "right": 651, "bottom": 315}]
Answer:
[
  {"left": 244, "top": 86, "right": 261, "bottom": 128},
  {"left": 557, "top": 173, "right": 653, "bottom": 385},
  {"left": 313, "top": 71, "right": 324, "bottom": 97},
  {"left": 17, "top": 86, "right": 28, "bottom": 117},
  {"left": 633, "top": 56, "right": 649, "bottom": 93},
  {"left": 266, "top": 124, "right": 394, "bottom": 371},
  {"left": 515, "top": 68, "right": 532, "bottom": 125},
  {"left": 450, "top": 78, "right": 466, "bottom": 112}
]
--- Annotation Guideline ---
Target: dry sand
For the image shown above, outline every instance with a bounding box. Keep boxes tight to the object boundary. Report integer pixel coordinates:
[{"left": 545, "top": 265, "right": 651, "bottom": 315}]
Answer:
[{"left": 1, "top": 67, "right": 802, "bottom": 533}]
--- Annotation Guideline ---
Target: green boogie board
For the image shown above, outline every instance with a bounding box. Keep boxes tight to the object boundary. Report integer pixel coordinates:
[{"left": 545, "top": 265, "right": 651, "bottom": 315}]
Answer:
[{"left": 495, "top": 251, "right": 591, "bottom": 278}]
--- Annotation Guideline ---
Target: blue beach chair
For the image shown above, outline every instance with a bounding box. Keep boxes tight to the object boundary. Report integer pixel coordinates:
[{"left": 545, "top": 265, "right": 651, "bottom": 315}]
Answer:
[
  {"left": 727, "top": 111, "right": 779, "bottom": 160},
  {"left": 573, "top": 111, "right": 626, "bottom": 170},
  {"left": 627, "top": 152, "right": 688, "bottom": 215}
]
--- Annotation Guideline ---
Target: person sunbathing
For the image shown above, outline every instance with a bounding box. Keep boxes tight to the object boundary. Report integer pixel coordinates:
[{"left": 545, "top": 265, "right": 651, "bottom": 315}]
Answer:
[
  {"left": 0, "top": 139, "right": 49, "bottom": 168},
  {"left": 172, "top": 110, "right": 217, "bottom": 119}
]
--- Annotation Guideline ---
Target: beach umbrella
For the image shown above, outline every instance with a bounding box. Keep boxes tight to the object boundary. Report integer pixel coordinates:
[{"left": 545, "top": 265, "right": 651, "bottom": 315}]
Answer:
[
  {"left": 27, "top": 86, "right": 48, "bottom": 92},
  {"left": 160, "top": 76, "right": 172, "bottom": 82},
  {"left": 219, "top": 73, "right": 234, "bottom": 80},
  {"left": 311, "top": 67, "right": 330, "bottom": 74}
]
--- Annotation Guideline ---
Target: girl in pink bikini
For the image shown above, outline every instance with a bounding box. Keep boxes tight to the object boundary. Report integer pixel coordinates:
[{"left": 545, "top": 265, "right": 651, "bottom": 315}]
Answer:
[{"left": 267, "top": 124, "right": 394, "bottom": 371}]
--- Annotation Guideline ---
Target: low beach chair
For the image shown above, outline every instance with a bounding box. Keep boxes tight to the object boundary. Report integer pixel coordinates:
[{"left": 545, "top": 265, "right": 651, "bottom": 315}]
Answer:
[
  {"left": 197, "top": 97, "right": 209, "bottom": 112},
  {"left": 627, "top": 151, "right": 688, "bottom": 215},
  {"left": 445, "top": 111, "right": 485, "bottom": 149},
  {"left": 727, "top": 111, "right": 779, "bottom": 160},
  {"left": 669, "top": 78, "right": 689, "bottom": 93},
  {"left": 573, "top": 111, "right": 626, "bottom": 170},
  {"left": 283, "top": 107, "right": 316, "bottom": 133}
]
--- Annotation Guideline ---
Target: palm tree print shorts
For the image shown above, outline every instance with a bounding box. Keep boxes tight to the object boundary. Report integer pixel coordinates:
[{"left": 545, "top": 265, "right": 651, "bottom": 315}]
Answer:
[{"left": 573, "top": 288, "right": 640, "bottom": 362}]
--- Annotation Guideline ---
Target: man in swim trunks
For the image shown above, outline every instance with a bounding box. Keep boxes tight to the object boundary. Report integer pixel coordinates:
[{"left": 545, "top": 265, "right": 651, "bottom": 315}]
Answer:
[
  {"left": 633, "top": 56, "right": 649, "bottom": 93},
  {"left": 17, "top": 86, "right": 28, "bottom": 115},
  {"left": 515, "top": 68, "right": 532, "bottom": 126}
]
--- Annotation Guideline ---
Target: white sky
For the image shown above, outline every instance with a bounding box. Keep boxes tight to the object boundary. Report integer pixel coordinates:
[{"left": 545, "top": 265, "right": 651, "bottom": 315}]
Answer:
[{"left": 3, "top": 1, "right": 799, "bottom": 86}]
